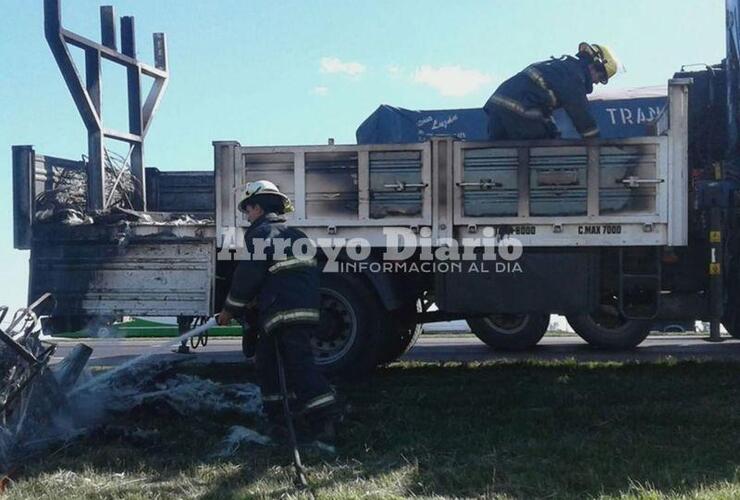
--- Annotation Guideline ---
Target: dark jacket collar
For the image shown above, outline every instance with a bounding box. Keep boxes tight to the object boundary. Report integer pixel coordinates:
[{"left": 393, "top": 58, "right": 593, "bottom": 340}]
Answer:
[{"left": 246, "top": 212, "right": 286, "bottom": 237}]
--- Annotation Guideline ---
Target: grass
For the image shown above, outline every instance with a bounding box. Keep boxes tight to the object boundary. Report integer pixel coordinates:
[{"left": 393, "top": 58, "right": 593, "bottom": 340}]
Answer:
[{"left": 3, "top": 359, "right": 739, "bottom": 499}]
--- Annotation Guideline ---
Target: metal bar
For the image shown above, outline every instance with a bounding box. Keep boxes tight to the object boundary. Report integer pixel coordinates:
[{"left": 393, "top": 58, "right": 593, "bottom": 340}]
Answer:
[
  {"left": 62, "top": 29, "right": 166, "bottom": 78},
  {"left": 452, "top": 142, "right": 464, "bottom": 224},
  {"left": 142, "top": 34, "right": 169, "bottom": 135},
  {"left": 63, "top": 29, "right": 135, "bottom": 64},
  {"left": 122, "top": 17, "right": 143, "bottom": 141},
  {"left": 431, "top": 140, "right": 441, "bottom": 242},
  {"left": 453, "top": 214, "right": 666, "bottom": 225},
  {"left": 44, "top": 0, "right": 100, "bottom": 131},
  {"left": 621, "top": 177, "right": 665, "bottom": 188},
  {"left": 667, "top": 79, "right": 690, "bottom": 245},
  {"left": 121, "top": 16, "right": 145, "bottom": 210},
  {"left": 517, "top": 148, "right": 530, "bottom": 217},
  {"left": 139, "top": 64, "right": 168, "bottom": 79},
  {"left": 12, "top": 146, "right": 34, "bottom": 250},
  {"left": 100, "top": 6, "right": 117, "bottom": 50},
  {"left": 214, "top": 142, "right": 238, "bottom": 251},
  {"left": 358, "top": 151, "right": 370, "bottom": 220},
  {"left": 457, "top": 181, "right": 501, "bottom": 188},
  {"left": 587, "top": 146, "right": 600, "bottom": 217},
  {"left": 85, "top": 50, "right": 101, "bottom": 115},
  {"left": 240, "top": 143, "right": 429, "bottom": 154},
  {"left": 120, "top": 16, "right": 136, "bottom": 57},
  {"left": 128, "top": 144, "right": 145, "bottom": 210},
  {"left": 456, "top": 136, "right": 660, "bottom": 149},
  {"left": 708, "top": 206, "right": 724, "bottom": 342},
  {"left": 142, "top": 72, "right": 168, "bottom": 136},
  {"left": 87, "top": 129, "right": 106, "bottom": 211},
  {"left": 443, "top": 138, "right": 454, "bottom": 241},
  {"left": 383, "top": 182, "right": 428, "bottom": 191},
  {"left": 421, "top": 143, "right": 433, "bottom": 224},
  {"left": 103, "top": 128, "right": 142, "bottom": 143},
  {"left": 153, "top": 32, "right": 168, "bottom": 70},
  {"left": 85, "top": 47, "right": 105, "bottom": 210},
  {"left": 293, "top": 151, "right": 306, "bottom": 220}
]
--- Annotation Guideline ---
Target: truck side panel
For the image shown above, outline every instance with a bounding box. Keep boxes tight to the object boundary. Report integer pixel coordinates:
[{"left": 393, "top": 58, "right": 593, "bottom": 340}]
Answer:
[{"left": 29, "top": 226, "right": 214, "bottom": 317}]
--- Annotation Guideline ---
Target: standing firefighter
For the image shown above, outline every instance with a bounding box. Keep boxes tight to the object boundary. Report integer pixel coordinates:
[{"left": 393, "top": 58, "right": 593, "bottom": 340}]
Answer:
[
  {"left": 217, "top": 180, "right": 338, "bottom": 444},
  {"left": 484, "top": 42, "right": 620, "bottom": 140}
]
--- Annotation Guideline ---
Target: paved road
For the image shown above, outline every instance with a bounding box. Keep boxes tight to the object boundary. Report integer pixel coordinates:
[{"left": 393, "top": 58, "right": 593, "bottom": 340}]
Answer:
[{"left": 48, "top": 334, "right": 740, "bottom": 368}]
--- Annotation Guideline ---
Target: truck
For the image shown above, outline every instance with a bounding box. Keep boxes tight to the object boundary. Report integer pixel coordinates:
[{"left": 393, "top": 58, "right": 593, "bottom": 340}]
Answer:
[{"left": 11, "top": 0, "right": 740, "bottom": 377}]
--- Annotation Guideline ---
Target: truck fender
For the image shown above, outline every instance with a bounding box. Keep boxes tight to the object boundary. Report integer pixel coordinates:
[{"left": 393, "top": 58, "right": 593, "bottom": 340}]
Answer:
[{"left": 315, "top": 252, "right": 401, "bottom": 312}]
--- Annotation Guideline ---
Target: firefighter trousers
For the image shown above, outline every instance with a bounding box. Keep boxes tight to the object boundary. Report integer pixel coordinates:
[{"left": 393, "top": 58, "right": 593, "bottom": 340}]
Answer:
[
  {"left": 486, "top": 104, "right": 558, "bottom": 140},
  {"left": 255, "top": 323, "right": 336, "bottom": 423}
]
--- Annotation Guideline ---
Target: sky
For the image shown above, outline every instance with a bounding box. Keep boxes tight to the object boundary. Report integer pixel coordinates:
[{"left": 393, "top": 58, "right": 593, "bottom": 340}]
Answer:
[{"left": 0, "top": 0, "right": 726, "bottom": 310}]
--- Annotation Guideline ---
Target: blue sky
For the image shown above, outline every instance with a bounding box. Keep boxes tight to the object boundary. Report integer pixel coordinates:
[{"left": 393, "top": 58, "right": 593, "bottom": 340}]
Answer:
[{"left": 0, "top": 0, "right": 726, "bottom": 310}]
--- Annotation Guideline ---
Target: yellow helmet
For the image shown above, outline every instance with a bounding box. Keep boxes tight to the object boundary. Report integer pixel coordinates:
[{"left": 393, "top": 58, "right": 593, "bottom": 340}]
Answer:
[
  {"left": 578, "top": 42, "right": 620, "bottom": 84},
  {"left": 238, "top": 180, "right": 294, "bottom": 214}
]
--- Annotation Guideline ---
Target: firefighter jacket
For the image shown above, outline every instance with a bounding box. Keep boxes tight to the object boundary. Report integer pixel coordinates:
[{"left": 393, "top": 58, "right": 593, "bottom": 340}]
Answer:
[
  {"left": 484, "top": 55, "right": 600, "bottom": 138},
  {"left": 223, "top": 213, "right": 320, "bottom": 334}
]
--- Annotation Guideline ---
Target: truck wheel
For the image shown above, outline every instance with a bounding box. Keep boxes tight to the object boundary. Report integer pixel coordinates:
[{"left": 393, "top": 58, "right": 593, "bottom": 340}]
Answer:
[
  {"left": 380, "top": 322, "right": 423, "bottom": 364},
  {"left": 722, "top": 276, "right": 740, "bottom": 339},
  {"left": 467, "top": 313, "right": 549, "bottom": 350},
  {"left": 313, "top": 274, "right": 383, "bottom": 378},
  {"left": 567, "top": 308, "right": 651, "bottom": 349},
  {"left": 377, "top": 302, "right": 424, "bottom": 364},
  {"left": 721, "top": 307, "right": 740, "bottom": 339}
]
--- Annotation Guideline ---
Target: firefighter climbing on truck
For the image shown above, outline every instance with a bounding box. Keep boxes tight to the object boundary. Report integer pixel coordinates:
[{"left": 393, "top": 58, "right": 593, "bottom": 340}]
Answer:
[
  {"left": 484, "top": 42, "right": 620, "bottom": 140},
  {"left": 217, "top": 180, "right": 339, "bottom": 443}
]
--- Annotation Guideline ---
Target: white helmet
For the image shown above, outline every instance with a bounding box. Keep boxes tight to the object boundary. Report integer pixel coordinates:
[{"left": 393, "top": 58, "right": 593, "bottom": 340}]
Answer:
[{"left": 238, "top": 180, "right": 293, "bottom": 214}]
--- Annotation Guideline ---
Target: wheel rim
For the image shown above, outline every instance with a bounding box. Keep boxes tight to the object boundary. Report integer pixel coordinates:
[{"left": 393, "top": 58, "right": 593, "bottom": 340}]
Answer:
[
  {"left": 482, "top": 313, "right": 530, "bottom": 334},
  {"left": 312, "top": 288, "right": 358, "bottom": 365}
]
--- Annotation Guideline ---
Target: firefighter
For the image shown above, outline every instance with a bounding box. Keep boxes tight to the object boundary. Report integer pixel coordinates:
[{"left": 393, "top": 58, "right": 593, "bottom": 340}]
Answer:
[
  {"left": 484, "top": 42, "right": 620, "bottom": 140},
  {"left": 217, "top": 180, "right": 338, "bottom": 443}
]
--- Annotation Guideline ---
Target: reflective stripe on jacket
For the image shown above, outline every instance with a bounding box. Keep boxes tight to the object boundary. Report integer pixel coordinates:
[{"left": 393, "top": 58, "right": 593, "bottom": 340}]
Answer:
[
  {"left": 223, "top": 213, "right": 320, "bottom": 333},
  {"left": 484, "top": 55, "right": 600, "bottom": 138}
]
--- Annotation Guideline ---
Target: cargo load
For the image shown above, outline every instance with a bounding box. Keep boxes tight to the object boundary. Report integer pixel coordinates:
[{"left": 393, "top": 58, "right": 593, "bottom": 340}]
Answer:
[{"left": 356, "top": 87, "right": 666, "bottom": 144}]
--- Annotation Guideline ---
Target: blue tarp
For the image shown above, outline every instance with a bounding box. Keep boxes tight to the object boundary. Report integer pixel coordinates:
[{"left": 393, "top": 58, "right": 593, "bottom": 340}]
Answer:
[{"left": 356, "top": 88, "right": 667, "bottom": 144}]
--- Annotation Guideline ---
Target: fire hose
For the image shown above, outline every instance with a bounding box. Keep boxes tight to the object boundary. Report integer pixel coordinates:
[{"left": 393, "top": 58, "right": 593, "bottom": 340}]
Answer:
[{"left": 189, "top": 317, "right": 210, "bottom": 349}]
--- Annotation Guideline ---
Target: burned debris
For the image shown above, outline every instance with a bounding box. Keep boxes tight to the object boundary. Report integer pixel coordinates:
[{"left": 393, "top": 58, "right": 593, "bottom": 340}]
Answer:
[
  {"left": 1, "top": 307, "right": 264, "bottom": 477},
  {"left": 0, "top": 295, "right": 91, "bottom": 472},
  {"left": 34, "top": 150, "right": 138, "bottom": 224}
]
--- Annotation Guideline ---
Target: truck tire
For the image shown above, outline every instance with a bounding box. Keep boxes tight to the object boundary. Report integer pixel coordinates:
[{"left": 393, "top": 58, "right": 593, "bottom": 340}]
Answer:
[
  {"left": 721, "top": 307, "right": 740, "bottom": 339},
  {"left": 377, "top": 313, "right": 423, "bottom": 364},
  {"left": 722, "top": 273, "right": 740, "bottom": 339},
  {"left": 313, "top": 274, "right": 384, "bottom": 378},
  {"left": 567, "top": 309, "right": 651, "bottom": 349},
  {"left": 376, "top": 298, "right": 424, "bottom": 364},
  {"left": 467, "top": 313, "right": 549, "bottom": 350}
]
